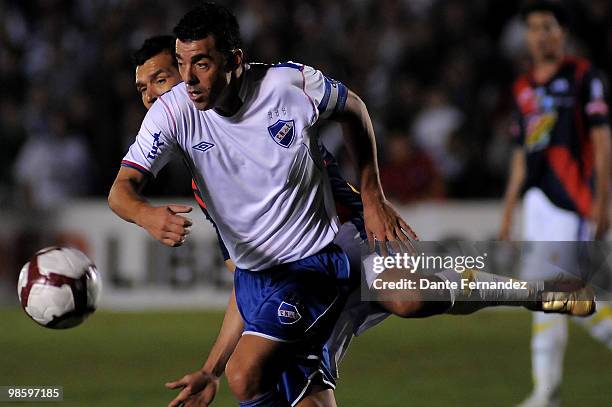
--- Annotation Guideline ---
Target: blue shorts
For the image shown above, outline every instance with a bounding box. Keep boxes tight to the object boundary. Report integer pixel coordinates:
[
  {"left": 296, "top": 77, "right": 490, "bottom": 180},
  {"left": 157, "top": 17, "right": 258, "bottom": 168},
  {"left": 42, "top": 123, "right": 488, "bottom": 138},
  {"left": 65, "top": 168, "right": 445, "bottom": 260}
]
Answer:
[
  {"left": 234, "top": 243, "right": 354, "bottom": 343},
  {"left": 234, "top": 240, "right": 358, "bottom": 405},
  {"left": 234, "top": 221, "right": 377, "bottom": 405},
  {"left": 276, "top": 220, "right": 390, "bottom": 405}
]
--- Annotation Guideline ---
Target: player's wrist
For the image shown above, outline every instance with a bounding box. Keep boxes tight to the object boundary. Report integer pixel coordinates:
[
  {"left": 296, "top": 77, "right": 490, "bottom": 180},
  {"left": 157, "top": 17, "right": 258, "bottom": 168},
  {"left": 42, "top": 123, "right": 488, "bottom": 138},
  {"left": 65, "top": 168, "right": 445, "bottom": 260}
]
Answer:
[
  {"left": 361, "top": 184, "right": 385, "bottom": 205},
  {"left": 133, "top": 203, "right": 154, "bottom": 229},
  {"left": 359, "top": 164, "right": 384, "bottom": 197},
  {"left": 200, "top": 366, "right": 222, "bottom": 379},
  {"left": 201, "top": 358, "right": 225, "bottom": 378}
]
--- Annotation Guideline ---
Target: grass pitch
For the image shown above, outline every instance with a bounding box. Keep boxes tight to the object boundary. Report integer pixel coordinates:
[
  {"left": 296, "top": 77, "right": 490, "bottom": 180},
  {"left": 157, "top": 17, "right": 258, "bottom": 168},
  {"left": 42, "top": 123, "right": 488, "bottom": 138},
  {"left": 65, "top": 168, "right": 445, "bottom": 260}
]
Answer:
[{"left": 0, "top": 308, "right": 610, "bottom": 406}]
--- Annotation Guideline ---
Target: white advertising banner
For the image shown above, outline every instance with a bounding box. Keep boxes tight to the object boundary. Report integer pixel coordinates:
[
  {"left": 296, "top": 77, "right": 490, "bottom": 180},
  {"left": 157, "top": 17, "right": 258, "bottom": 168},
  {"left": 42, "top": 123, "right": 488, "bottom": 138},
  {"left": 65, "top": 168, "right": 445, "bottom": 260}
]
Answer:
[{"left": 1, "top": 199, "right": 515, "bottom": 309}]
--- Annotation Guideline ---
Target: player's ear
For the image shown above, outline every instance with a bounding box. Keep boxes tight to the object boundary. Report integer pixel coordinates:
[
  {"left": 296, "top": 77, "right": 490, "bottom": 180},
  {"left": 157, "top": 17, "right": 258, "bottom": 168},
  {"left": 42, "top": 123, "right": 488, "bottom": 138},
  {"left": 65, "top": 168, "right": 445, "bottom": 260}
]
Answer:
[{"left": 227, "top": 49, "right": 243, "bottom": 71}]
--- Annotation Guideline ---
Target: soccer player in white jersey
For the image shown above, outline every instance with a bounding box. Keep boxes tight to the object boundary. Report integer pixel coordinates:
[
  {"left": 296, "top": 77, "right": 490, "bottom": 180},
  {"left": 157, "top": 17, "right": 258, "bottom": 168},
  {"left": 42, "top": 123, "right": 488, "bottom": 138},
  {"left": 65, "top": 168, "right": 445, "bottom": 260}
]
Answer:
[
  {"left": 111, "top": 4, "right": 598, "bottom": 407},
  {"left": 499, "top": 2, "right": 612, "bottom": 407},
  {"left": 130, "top": 34, "right": 379, "bottom": 407},
  {"left": 111, "top": 4, "right": 419, "bottom": 405}
]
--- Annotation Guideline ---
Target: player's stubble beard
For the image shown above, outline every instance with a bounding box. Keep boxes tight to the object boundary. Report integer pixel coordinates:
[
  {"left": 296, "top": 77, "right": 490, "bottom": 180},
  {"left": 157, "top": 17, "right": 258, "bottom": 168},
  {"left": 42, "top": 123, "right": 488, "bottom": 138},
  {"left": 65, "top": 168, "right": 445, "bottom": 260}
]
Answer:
[
  {"left": 534, "top": 47, "right": 563, "bottom": 70},
  {"left": 211, "top": 64, "right": 245, "bottom": 116}
]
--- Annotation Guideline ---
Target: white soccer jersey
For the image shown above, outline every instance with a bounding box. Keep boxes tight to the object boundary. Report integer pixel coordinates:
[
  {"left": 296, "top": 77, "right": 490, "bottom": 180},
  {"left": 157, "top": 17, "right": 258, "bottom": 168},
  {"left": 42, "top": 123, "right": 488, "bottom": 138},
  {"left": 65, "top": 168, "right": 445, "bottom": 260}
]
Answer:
[{"left": 122, "top": 62, "right": 349, "bottom": 270}]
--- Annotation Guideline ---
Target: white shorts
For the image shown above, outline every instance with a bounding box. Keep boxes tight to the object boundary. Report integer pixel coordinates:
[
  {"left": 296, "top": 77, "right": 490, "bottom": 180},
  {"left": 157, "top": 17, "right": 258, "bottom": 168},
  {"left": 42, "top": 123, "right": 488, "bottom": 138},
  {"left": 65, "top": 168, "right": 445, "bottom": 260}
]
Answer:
[
  {"left": 521, "top": 187, "right": 592, "bottom": 280},
  {"left": 323, "top": 221, "right": 390, "bottom": 378}
]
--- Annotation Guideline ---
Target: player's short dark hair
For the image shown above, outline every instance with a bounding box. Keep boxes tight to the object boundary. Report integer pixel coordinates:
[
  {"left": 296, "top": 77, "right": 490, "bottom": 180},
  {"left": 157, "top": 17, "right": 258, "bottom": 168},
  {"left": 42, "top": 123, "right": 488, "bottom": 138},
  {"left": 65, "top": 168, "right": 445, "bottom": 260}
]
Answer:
[
  {"left": 132, "top": 35, "right": 177, "bottom": 67},
  {"left": 521, "top": 0, "right": 569, "bottom": 28},
  {"left": 173, "top": 2, "right": 242, "bottom": 60}
]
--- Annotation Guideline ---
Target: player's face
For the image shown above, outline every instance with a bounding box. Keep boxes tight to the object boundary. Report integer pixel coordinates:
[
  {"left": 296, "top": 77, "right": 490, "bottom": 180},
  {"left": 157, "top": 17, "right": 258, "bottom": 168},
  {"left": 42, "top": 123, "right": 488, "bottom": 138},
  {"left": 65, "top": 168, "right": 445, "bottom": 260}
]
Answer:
[
  {"left": 135, "top": 51, "right": 181, "bottom": 110},
  {"left": 175, "top": 36, "right": 232, "bottom": 111},
  {"left": 525, "top": 12, "right": 565, "bottom": 63}
]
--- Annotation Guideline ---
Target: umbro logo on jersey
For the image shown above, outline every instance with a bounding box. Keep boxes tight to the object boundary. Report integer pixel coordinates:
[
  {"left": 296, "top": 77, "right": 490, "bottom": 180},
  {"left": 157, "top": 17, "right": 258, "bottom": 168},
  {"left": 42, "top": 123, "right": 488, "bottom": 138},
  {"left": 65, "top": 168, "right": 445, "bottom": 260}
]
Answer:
[
  {"left": 278, "top": 301, "right": 302, "bottom": 325},
  {"left": 268, "top": 119, "right": 295, "bottom": 148},
  {"left": 192, "top": 141, "right": 215, "bottom": 152}
]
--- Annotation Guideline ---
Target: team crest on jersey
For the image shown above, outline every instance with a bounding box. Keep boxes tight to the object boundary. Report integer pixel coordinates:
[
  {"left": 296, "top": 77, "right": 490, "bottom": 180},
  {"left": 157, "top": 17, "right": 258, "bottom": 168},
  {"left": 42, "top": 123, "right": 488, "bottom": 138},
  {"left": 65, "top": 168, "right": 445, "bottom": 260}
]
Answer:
[
  {"left": 277, "top": 301, "right": 302, "bottom": 324},
  {"left": 268, "top": 119, "right": 295, "bottom": 148},
  {"left": 192, "top": 141, "right": 215, "bottom": 152}
]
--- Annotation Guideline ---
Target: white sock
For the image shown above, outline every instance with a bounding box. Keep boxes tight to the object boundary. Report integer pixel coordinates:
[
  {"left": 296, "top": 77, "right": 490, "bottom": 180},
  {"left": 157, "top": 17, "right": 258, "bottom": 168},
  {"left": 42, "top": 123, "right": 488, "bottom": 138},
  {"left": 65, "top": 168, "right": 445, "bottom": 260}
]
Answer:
[
  {"left": 436, "top": 269, "right": 544, "bottom": 314},
  {"left": 573, "top": 301, "right": 612, "bottom": 349},
  {"left": 530, "top": 313, "right": 567, "bottom": 400}
]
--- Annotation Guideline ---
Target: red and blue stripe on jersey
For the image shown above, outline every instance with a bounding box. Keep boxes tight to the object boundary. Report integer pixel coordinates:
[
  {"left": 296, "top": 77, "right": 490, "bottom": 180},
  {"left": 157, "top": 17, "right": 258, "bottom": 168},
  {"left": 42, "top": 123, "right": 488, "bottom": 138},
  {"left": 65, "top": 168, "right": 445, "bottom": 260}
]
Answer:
[{"left": 121, "top": 160, "right": 152, "bottom": 177}]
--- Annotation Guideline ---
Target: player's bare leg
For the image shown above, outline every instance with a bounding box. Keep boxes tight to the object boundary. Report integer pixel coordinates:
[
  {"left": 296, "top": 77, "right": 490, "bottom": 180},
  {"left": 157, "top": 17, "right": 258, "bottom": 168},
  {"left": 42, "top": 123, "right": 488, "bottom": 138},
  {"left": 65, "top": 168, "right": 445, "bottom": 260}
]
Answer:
[
  {"left": 371, "top": 267, "right": 595, "bottom": 318},
  {"left": 372, "top": 266, "right": 451, "bottom": 318},
  {"left": 297, "top": 386, "right": 337, "bottom": 407},
  {"left": 226, "top": 334, "right": 293, "bottom": 406}
]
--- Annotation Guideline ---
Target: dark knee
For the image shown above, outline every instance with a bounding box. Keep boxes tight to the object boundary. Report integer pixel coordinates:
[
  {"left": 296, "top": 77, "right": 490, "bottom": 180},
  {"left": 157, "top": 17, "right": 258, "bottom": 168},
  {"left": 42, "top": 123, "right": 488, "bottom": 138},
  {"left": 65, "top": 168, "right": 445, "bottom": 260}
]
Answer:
[
  {"left": 226, "top": 358, "right": 262, "bottom": 401},
  {"left": 297, "top": 386, "right": 336, "bottom": 407},
  {"left": 382, "top": 299, "right": 450, "bottom": 318},
  {"left": 382, "top": 300, "right": 425, "bottom": 318}
]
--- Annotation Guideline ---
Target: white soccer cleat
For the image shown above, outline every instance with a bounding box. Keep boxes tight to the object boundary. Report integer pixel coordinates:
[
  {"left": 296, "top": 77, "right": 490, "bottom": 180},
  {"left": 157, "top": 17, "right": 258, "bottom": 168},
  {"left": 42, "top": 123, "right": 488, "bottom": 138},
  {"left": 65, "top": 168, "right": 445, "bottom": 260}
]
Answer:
[{"left": 516, "top": 392, "right": 560, "bottom": 407}]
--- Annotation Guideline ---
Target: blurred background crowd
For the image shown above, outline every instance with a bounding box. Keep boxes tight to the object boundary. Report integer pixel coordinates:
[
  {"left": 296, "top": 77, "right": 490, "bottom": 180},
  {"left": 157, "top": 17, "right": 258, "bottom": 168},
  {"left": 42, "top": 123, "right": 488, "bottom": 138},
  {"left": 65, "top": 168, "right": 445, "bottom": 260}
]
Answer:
[{"left": 1, "top": 0, "right": 611, "bottom": 210}]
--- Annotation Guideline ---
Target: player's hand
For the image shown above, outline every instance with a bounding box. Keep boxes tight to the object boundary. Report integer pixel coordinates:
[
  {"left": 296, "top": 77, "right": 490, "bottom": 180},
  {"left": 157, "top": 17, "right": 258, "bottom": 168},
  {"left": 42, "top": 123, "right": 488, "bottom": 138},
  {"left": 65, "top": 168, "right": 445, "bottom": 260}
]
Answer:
[
  {"left": 362, "top": 194, "right": 418, "bottom": 249},
  {"left": 591, "top": 201, "right": 610, "bottom": 240},
  {"left": 136, "top": 204, "right": 193, "bottom": 247},
  {"left": 165, "top": 370, "right": 220, "bottom": 407}
]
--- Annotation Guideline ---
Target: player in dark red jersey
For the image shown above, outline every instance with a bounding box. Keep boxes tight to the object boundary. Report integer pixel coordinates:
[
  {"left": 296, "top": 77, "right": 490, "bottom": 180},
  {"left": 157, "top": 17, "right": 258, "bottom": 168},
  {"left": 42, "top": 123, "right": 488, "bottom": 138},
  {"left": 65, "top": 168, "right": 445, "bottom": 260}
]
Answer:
[{"left": 499, "top": 2, "right": 612, "bottom": 406}]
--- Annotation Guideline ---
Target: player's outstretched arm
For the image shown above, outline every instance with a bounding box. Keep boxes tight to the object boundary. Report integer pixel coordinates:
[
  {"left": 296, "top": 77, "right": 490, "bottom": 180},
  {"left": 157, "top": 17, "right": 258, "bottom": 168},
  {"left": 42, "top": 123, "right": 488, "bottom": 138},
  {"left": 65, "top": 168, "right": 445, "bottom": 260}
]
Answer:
[
  {"left": 165, "top": 288, "right": 243, "bottom": 407},
  {"left": 333, "top": 90, "right": 418, "bottom": 244},
  {"left": 499, "top": 147, "right": 526, "bottom": 240},
  {"left": 108, "top": 167, "right": 193, "bottom": 247},
  {"left": 591, "top": 125, "right": 611, "bottom": 239}
]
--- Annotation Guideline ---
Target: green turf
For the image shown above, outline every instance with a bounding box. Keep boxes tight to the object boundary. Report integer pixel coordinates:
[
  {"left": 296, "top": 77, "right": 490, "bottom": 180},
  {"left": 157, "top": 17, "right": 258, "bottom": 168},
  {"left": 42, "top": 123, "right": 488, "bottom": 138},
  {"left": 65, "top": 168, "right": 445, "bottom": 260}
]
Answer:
[{"left": 0, "top": 308, "right": 610, "bottom": 406}]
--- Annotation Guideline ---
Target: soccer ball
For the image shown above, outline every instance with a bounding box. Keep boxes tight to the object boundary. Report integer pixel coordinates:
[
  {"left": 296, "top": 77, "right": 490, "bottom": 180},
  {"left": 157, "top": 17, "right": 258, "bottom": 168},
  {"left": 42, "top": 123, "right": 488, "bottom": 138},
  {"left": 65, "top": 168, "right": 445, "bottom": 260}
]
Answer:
[{"left": 17, "top": 247, "right": 101, "bottom": 329}]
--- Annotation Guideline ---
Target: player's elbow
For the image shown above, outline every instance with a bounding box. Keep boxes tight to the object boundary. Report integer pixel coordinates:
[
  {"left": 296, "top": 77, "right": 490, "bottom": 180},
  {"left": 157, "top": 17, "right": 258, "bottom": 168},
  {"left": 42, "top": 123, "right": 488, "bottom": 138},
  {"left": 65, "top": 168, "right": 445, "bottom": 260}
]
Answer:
[
  {"left": 342, "top": 90, "right": 368, "bottom": 121},
  {"left": 107, "top": 181, "right": 121, "bottom": 215},
  {"left": 108, "top": 168, "right": 148, "bottom": 216},
  {"left": 107, "top": 176, "right": 132, "bottom": 216}
]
